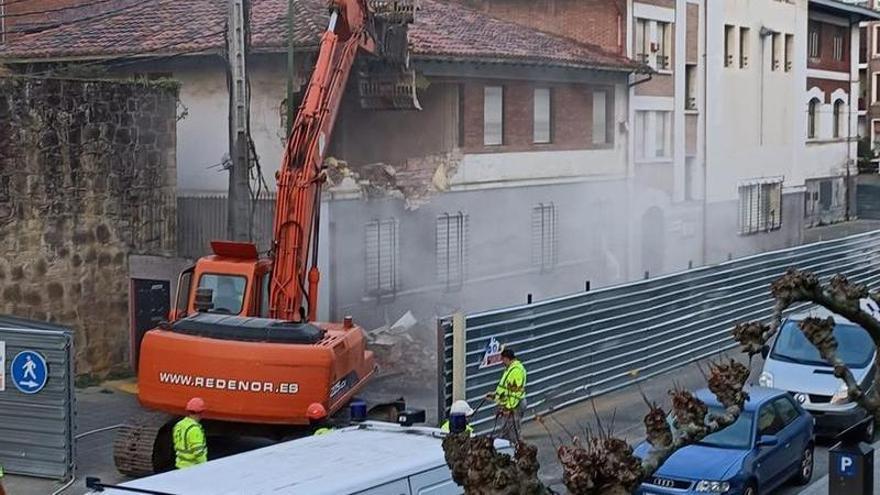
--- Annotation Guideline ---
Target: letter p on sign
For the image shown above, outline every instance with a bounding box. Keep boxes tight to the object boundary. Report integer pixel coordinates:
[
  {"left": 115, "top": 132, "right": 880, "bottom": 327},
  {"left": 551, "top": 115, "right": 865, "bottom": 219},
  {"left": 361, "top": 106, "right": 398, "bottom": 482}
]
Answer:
[{"left": 840, "top": 455, "right": 855, "bottom": 476}]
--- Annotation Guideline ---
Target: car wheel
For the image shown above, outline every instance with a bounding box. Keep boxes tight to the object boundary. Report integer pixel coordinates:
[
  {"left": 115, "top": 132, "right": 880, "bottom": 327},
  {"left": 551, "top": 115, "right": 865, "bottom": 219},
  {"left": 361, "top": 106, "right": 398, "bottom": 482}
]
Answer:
[
  {"left": 792, "top": 444, "right": 814, "bottom": 486},
  {"left": 743, "top": 482, "right": 758, "bottom": 495}
]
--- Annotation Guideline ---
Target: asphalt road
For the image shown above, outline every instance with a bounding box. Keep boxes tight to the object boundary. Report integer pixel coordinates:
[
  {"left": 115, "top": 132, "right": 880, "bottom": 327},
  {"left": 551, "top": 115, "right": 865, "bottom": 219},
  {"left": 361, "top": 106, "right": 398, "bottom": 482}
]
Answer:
[{"left": 6, "top": 358, "right": 827, "bottom": 495}]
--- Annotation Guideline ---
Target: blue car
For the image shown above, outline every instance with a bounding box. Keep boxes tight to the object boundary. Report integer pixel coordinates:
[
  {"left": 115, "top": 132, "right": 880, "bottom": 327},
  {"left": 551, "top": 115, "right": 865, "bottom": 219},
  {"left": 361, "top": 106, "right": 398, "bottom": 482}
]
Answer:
[{"left": 634, "top": 387, "right": 814, "bottom": 495}]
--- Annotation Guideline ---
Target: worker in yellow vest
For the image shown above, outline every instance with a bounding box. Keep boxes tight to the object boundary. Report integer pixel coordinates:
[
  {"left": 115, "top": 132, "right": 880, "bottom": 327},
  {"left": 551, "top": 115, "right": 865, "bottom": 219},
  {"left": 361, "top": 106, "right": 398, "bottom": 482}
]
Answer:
[
  {"left": 440, "top": 400, "right": 475, "bottom": 434},
  {"left": 0, "top": 463, "right": 6, "bottom": 495},
  {"left": 308, "top": 402, "right": 334, "bottom": 435},
  {"left": 173, "top": 397, "right": 208, "bottom": 469},
  {"left": 486, "top": 348, "right": 527, "bottom": 443}
]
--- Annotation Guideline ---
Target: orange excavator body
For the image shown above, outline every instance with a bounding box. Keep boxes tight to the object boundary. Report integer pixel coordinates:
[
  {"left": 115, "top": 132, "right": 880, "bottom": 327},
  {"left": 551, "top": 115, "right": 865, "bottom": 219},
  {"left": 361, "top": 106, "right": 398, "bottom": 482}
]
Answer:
[{"left": 132, "top": 0, "right": 416, "bottom": 428}]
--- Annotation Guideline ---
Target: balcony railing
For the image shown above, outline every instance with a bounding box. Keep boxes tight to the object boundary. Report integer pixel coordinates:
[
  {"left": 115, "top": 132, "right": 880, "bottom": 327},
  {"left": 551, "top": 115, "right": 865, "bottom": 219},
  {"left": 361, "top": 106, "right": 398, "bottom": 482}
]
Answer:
[{"left": 656, "top": 54, "right": 670, "bottom": 70}]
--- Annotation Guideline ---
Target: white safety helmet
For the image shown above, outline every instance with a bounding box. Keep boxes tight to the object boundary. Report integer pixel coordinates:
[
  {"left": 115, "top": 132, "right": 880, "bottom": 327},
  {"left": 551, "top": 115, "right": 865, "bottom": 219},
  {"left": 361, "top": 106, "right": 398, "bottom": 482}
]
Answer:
[{"left": 450, "top": 400, "right": 474, "bottom": 416}]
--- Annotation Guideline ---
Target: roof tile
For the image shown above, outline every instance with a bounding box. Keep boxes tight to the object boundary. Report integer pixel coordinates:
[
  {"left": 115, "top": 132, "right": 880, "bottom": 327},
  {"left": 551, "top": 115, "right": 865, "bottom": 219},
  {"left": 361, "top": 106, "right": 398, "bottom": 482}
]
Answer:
[{"left": 0, "top": 0, "right": 635, "bottom": 71}]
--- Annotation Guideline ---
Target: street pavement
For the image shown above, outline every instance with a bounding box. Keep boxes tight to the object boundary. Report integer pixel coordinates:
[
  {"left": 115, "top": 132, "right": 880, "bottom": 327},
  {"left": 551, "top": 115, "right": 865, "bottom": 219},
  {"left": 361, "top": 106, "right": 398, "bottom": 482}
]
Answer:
[{"left": 6, "top": 358, "right": 828, "bottom": 494}]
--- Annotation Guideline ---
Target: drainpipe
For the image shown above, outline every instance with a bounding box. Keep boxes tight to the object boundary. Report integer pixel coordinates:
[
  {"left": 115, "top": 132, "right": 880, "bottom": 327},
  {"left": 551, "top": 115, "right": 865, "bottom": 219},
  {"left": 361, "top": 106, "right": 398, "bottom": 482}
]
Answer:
[
  {"left": 701, "top": 0, "right": 708, "bottom": 265},
  {"left": 846, "top": 17, "right": 858, "bottom": 222}
]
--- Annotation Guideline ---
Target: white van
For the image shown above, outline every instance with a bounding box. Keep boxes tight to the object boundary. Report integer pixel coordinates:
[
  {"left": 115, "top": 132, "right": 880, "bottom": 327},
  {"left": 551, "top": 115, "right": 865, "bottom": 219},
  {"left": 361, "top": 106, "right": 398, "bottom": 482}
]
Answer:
[{"left": 91, "top": 421, "right": 512, "bottom": 495}]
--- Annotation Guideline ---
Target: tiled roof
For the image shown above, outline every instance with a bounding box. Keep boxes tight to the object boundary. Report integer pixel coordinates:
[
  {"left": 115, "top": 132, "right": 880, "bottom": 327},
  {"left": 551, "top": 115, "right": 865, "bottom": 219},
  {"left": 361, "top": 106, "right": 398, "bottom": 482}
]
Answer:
[{"left": 0, "top": 0, "right": 635, "bottom": 71}]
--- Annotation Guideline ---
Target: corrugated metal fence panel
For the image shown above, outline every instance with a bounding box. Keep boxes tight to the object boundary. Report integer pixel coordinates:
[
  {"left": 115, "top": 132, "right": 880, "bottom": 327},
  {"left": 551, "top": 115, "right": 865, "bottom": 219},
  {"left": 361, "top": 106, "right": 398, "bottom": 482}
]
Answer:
[
  {"left": 177, "top": 195, "right": 276, "bottom": 259},
  {"left": 0, "top": 320, "right": 74, "bottom": 480},
  {"left": 442, "top": 230, "right": 880, "bottom": 433}
]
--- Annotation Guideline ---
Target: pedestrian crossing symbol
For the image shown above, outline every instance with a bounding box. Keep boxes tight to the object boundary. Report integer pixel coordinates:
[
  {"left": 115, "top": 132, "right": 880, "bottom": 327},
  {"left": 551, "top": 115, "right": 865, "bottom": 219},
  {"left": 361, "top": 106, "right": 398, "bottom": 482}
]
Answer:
[{"left": 11, "top": 350, "right": 48, "bottom": 394}]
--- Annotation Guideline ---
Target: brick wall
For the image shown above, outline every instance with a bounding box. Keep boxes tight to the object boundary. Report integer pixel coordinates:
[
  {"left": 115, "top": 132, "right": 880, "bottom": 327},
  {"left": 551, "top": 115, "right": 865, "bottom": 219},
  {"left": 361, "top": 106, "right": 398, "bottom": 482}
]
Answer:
[
  {"left": 807, "top": 77, "right": 849, "bottom": 103},
  {"left": 455, "top": 0, "right": 625, "bottom": 54},
  {"left": 460, "top": 80, "right": 615, "bottom": 153},
  {"left": 808, "top": 19, "right": 850, "bottom": 73},
  {"left": 0, "top": 77, "right": 178, "bottom": 376}
]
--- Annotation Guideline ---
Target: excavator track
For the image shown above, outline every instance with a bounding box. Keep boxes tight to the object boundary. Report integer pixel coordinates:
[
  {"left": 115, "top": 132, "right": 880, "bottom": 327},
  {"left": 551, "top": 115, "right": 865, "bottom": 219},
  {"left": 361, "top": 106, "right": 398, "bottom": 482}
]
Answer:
[{"left": 113, "top": 412, "right": 176, "bottom": 477}]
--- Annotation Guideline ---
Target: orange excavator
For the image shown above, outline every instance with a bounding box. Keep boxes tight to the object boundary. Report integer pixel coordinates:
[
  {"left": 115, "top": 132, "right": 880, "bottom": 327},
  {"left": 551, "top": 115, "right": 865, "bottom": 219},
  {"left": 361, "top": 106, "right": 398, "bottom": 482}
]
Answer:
[{"left": 114, "top": 0, "right": 419, "bottom": 476}]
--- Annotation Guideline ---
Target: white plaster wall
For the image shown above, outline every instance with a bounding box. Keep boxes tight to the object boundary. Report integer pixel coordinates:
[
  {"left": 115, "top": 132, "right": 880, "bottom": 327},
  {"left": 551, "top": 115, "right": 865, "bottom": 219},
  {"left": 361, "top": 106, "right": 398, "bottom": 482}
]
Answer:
[{"left": 704, "top": 0, "right": 805, "bottom": 203}]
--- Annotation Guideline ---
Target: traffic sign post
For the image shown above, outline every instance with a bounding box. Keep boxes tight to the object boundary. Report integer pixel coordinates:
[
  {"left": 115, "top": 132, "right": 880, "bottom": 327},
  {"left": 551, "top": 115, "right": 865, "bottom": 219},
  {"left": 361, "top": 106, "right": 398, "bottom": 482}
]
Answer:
[{"left": 829, "top": 419, "right": 874, "bottom": 495}]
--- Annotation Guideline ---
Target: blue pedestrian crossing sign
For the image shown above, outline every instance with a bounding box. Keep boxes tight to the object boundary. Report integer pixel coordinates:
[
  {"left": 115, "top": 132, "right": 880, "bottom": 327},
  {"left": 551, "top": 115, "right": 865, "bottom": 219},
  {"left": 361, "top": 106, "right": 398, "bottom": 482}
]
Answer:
[{"left": 10, "top": 350, "right": 48, "bottom": 394}]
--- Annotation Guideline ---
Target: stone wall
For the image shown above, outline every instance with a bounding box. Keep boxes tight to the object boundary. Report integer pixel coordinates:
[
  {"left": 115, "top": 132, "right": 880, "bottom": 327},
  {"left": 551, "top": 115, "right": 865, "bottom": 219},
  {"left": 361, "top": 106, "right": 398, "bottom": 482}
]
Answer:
[{"left": 0, "top": 77, "right": 178, "bottom": 376}]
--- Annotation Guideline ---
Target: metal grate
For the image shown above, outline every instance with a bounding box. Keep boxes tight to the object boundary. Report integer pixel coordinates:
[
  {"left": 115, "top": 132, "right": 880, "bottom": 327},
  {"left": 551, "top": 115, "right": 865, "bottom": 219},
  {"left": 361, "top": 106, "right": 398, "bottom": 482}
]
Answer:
[
  {"left": 436, "top": 212, "right": 468, "bottom": 291},
  {"left": 364, "top": 218, "right": 399, "bottom": 297},
  {"left": 531, "top": 203, "right": 558, "bottom": 272},
  {"left": 739, "top": 180, "right": 782, "bottom": 235}
]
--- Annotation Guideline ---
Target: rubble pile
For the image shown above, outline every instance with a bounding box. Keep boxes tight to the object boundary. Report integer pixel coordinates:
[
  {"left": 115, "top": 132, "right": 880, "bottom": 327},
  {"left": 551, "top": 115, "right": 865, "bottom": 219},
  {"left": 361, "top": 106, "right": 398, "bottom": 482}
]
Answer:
[
  {"left": 324, "top": 152, "right": 462, "bottom": 209},
  {"left": 366, "top": 311, "right": 437, "bottom": 382}
]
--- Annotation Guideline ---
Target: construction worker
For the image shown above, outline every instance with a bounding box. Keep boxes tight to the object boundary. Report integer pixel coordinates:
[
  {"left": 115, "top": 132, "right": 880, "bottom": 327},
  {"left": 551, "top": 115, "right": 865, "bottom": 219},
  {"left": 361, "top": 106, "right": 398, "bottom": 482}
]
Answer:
[
  {"left": 173, "top": 397, "right": 208, "bottom": 469},
  {"left": 307, "top": 402, "right": 334, "bottom": 435},
  {"left": 486, "top": 348, "right": 527, "bottom": 443},
  {"left": 440, "top": 400, "right": 475, "bottom": 434},
  {"left": 0, "top": 463, "right": 6, "bottom": 495}
]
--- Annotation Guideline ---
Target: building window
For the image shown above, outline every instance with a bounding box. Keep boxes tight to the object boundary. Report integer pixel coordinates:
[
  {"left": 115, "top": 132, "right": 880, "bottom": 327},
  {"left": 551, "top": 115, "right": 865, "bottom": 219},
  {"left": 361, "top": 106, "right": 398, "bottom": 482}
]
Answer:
[
  {"left": 592, "top": 90, "right": 608, "bottom": 145},
  {"left": 771, "top": 33, "right": 781, "bottom": 71},
  {"left": 874, "top": 25, "right": 880, "bottom": 57},
  {"left": 833, "top": 99, "right": 845, "bottom": 138},
  {"left": 739, "top": 180, "right": 783, "bottom": 235},
  {"left": 364, "top": 218, "right": 398, "bottom": 297},
  {"left": 685, "top": 65, "right": 697, "bottom": 110},
  {"left": 808, "top": 98, "right": 820, "bottom": 139},
  {"left": 784, "top": 34, "right": 794, "bottom": 72},
  {"left": 483, "top": 86, "right": 503, "bottom": 146},
  {"left": 533, "top": 88, "right": 551, "bottom": 144},
  {"left": 833, "top": 27, "right": 845, "bottom": 62},
  {"left": 634, "top": 110, "right": 672, "bottom": 161},
  {"left": 656, "top": 21, "right": 672, "bottom": 70},
  {"left": 436, "top": 212, "right": 468, "bottom": 290},
  {"left": 874, "top": 73, "right": 880, "bottom": 103},
  {"left": 635, "top": 18, "right": 649, "bottom": 64},
  {"left": 808, "top": 21, "right": 820, "bottom": 58},
  {"left": 739, "top": 27, "right": 750, "bottom": 68},
  {"left": 655, "top": 111, "right": 672, "bottom": 158},
  {"left": 531, "top": 203, "right": 558, "bottom": 272},
  {"left": 724, "top": 25, "right": 736, "bottom": 67}
]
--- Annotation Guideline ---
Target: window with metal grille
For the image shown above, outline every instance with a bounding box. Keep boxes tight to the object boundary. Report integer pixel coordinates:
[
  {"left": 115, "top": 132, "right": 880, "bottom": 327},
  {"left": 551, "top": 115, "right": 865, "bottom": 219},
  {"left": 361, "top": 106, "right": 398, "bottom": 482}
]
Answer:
[
  {"left": 808, "top": 22, "right": 820, "bottom": 58},
  {"left": 364, "top": 218, "right": 398, "bottom": 296},
  {"left": 531, "top": 203, "right": 558, "bottom": 272},
  {"left": 436, "top": 212, "right": 468, "bottom": 290},
  {"left": 739, "top": 180, "right": 783, "bottom": 235},
  {"left": 833, "top": 28, "right": 844, "bottom": 61}
]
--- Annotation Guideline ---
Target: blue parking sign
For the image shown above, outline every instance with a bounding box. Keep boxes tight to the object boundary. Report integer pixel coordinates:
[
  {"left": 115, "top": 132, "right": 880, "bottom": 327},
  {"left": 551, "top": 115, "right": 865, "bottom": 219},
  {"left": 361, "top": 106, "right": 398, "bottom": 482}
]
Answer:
[
  {"left": 838, "top": 454, "right": 857, "bottom": 477},
  {"left": 10, "top": 350, "right": 48, "bottom": 394}
]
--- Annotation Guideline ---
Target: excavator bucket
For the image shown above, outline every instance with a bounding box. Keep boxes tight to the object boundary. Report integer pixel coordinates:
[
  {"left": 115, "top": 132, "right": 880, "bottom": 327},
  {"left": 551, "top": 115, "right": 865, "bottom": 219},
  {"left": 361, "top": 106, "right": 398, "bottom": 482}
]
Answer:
[
  {"left": 360, "top": 0, "right": 421, "bottom": 111},
  {"left": 359, "top": 65, "right": 422, "bottom": 110}
]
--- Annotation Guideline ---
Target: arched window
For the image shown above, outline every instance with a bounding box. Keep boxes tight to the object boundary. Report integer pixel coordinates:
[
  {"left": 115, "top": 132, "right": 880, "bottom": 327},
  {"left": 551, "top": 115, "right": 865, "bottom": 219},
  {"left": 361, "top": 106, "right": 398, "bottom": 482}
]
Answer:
[
  {"left": 808, "top": 98, "right": 820, "bottom": 139},
  {"left": 833, "top": 99, "right": 845, "bottom": 138}
]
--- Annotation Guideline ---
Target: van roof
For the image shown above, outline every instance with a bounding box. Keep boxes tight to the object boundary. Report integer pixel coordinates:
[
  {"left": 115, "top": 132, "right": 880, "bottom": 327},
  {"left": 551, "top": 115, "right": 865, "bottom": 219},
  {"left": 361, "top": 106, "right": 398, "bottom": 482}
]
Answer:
[{"left": 100, "top": 422, "right": 471, "bottom": 495}]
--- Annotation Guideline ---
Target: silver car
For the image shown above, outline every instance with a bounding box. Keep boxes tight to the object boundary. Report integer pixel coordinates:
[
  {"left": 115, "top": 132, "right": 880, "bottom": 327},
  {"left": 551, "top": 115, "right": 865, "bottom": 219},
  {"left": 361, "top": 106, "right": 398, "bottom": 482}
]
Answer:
[{"left": 758, "top": 307, "right": 876, "bottom": 439}]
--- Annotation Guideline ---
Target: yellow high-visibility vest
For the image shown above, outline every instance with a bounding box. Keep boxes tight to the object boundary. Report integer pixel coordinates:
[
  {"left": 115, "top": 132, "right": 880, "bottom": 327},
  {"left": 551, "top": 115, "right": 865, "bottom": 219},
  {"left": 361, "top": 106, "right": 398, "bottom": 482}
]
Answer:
[
  {"left": 494, "top": 360, "right": 527, "bottom": 410},
  {"left": 173, "top": 417, "right": 207, "bottom": 469},
  {"left": 440, "top": 420, "right": 474, "bottom": 434}
]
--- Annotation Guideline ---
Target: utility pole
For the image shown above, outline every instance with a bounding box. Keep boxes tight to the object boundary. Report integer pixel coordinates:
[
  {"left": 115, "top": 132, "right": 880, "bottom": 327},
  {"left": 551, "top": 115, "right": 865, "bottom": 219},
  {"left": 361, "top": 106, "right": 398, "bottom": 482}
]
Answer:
[
  {"left": 227, "top": 0, "right": 251, "bottom": 241},
  {"left": 286, "top": 0, "right": 295, "bottom": 135}
]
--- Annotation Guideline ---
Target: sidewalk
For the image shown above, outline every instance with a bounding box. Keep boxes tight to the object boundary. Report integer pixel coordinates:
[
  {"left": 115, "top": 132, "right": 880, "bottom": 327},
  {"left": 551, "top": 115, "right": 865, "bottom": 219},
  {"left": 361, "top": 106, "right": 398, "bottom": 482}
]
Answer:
[{"left": 800, "top": 438, "right": 880, "bottom": 495}]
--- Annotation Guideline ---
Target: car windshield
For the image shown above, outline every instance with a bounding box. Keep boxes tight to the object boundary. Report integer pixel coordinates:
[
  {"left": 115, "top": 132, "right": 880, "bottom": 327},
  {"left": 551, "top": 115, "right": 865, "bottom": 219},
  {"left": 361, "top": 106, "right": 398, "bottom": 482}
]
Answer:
[
  {"left": 771, "top": 319, "right": 874, "bottom": 368},
  {"left": 198, "top": 274, "right": 246, "bottom": 314},
  {"left": 697, "top": 410, "right": 753, "bottom": 449}
]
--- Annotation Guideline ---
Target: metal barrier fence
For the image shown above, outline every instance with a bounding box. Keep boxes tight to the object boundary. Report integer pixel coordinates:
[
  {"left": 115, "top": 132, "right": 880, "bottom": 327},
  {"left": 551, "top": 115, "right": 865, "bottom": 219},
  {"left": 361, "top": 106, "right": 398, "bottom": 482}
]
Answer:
[
  {"left": 440, "top": 230, "right": 880, "bottom": 433},
  {"left": 177, "top": 194, "right": 275, "bottom": 259},
  {"left": 0, "top": 316, "right": 75, "bottom": 479}
]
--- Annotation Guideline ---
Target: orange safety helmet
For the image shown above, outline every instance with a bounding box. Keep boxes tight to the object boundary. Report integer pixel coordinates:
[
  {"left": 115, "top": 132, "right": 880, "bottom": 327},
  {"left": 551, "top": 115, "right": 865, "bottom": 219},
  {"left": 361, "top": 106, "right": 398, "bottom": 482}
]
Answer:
[
  {"left": 186, "top": 397, "right": 206, "bottom": 414},
  {"left": 306, "top": 402, "right": 328, "bottom": 421}
]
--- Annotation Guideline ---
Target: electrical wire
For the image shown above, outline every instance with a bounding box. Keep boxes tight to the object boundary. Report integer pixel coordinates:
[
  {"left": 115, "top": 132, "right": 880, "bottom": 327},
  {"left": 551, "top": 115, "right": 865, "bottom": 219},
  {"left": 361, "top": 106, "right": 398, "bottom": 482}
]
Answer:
[
  {"left": 0, "top": 0, "right": 154, "bottom": 36},
  {"left": 0, "top": 0, "right": 116, "bottom": 18},
  {"left": 49, "top": 424, "right": 127, "bottom": 495}
]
